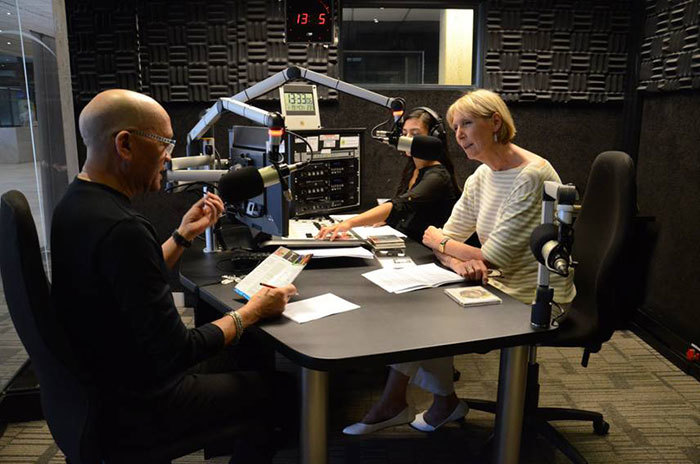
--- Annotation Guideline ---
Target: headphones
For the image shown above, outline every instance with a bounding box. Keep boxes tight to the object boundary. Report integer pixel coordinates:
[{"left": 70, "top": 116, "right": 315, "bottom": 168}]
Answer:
[{"left": 406, "top": 106, "right": 446, "bottom": 139}]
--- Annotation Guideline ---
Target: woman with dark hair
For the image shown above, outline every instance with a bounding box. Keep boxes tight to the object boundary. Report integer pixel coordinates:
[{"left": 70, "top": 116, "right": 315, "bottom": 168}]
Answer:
[{"left": 316, "top": 108, "right": 460, "bottom": 242}]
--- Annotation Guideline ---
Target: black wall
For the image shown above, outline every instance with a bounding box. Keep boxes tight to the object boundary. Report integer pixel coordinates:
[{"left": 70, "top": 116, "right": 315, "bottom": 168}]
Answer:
[
  {"left": 636, "top": 91, "right": 700, "bottom": 361},
  {"left": 626, "top": 0, "right": 700, "bottom": 376}
]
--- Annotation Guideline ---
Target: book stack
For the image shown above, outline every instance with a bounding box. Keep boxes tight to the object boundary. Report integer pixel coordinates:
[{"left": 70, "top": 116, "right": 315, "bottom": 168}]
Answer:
[{"left": 366, "top": 234, "right": 406, "bottom": 257}]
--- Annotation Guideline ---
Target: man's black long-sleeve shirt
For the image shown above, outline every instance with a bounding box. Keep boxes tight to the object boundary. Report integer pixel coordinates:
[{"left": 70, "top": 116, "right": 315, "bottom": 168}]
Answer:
[
  {"left": 386, "top": 165, "right": 459, "bottom": 241},
  {"left": 51, "top": 178, "right": 224, "bottom": 401}
]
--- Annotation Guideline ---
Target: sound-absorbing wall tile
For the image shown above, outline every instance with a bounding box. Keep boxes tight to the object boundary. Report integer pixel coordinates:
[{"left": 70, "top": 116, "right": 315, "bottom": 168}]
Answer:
[
  {"left": 607, "top": 53, "right": 628, "bottom": 73},
  {"left": 537, "top": 51, "right": 553, "bottom": 71},
  {"left": 571, "top": 32, "right": 591, "bottom": 51},
  {"left": 573, "top": 11, "right": 593, "bottom": 30},
  {"left": 552, "top": 31, "right": 571, "bottom": 51},
  {"left": 571, "top": 53, "right": 591, "bottom": 72},
  {"left": 501, "top": 9, "right": 521, "bottom": 29},
  {"left": 500, "top": 52, "right": 520, "bottom": 71},
  {"left": 592, "top": 8, "right": 611, "bottom": 31},
  {"left": 521, "top": 10, "right": 539, "bottom": 30},
  {"left": 502, "top": 32, "right": 524, "bottom": 51},
  {"left": 569, "top": 72, "right": 587, "bottom": 92},
  {"left": 591, "top": 53, "right": 608, "bottom": 72},
  {"left": 590, "top": 32, "right": 609, "bottom": 52},
  {"left": 520, "top": 52, "right": 537, "bottom": 72},
  {"left": 554, "top": 9, "right": 573, "bottom": 30},
  {"left": 488, "top": 31, "right": 503, "bottom": 50}
]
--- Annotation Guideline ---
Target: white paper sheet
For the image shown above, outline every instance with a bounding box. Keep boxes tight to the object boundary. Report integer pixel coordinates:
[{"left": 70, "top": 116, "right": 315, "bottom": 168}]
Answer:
[
  {"left": 283, "top": 293, "right": 360, "bottom": 323},
  {"left": 295, "top": 247, "right": 374, "bottom": 259}
]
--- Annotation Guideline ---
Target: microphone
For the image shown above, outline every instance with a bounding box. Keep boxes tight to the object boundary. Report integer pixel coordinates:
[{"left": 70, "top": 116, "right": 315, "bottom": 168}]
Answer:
[
  {"left": 374, "top": 132, "right": 443, "bottom": 161},
  {"left": 530, "top": 223, "right": 571, "bottom": 277},
  {"left": 218, "top": 161, "right": 309, "bottom": 203}
]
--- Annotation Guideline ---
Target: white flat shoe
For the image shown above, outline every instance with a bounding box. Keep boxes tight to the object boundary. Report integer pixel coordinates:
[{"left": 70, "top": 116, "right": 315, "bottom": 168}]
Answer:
[
  {"left": 410, "top": 400, "right": 468, "bottom": 432},
  {"left": 342, "top": 406, "right": 416, "bottom": 435}
]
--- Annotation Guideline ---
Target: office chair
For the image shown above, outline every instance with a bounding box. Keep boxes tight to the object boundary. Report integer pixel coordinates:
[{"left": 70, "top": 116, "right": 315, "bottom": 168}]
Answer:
[
  {"left": 0, "top": 190, "right": 245, "bottom": 464},
  {"left": 462, "top": 151, "right": 637, "bottom": 464}
]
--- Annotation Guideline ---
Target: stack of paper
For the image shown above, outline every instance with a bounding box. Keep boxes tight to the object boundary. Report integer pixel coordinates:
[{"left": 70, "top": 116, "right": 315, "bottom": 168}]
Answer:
[{"left": 362, "top": 263, "right": 464, "bottom": 294}]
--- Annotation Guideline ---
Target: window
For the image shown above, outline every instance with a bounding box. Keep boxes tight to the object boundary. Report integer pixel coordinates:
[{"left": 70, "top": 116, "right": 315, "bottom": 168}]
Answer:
[{"left": 341, "top": 6, "right": 477, "bottom": 87}]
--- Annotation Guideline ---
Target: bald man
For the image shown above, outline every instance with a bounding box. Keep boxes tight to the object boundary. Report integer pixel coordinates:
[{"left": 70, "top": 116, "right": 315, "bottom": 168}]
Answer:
[{"left": 51, "top": 89, "right": 297, "bottom": 462}]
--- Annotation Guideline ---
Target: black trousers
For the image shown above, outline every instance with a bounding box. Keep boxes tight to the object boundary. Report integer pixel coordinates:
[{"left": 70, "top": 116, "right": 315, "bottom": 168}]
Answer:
[{"left": 102, "top": 333, "right": 298, "bottom": 463}]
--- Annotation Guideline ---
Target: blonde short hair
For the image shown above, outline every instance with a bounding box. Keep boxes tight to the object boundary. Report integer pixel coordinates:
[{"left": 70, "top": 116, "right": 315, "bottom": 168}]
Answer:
[{"left": 446, "top": 89, "right": 516, "bottom": 144}]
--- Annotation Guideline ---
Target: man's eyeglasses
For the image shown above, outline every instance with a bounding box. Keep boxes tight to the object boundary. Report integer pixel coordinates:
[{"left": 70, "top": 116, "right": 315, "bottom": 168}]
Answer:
[{"left": 129, "top": 130, "right": 176, "bottom": 156}]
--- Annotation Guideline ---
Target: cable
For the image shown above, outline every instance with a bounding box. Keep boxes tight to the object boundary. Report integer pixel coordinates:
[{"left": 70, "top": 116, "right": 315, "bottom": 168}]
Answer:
[
  {"left": 370, "top": 117, "right": 392, "bottom": 138},
  {"left": 286, "top": 129, "right": 316, "bottom": 164},
  {"left": 164, "top": 181, "right": 219, "bottom": 194},
  {"left": 552, "top": 301, "right": 567, "bottom": 325}
]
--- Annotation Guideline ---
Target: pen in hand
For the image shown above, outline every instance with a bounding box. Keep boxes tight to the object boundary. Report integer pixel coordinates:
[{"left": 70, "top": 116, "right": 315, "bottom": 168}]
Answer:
[{"left": 260, "top": 282, "right": 300, "bottom": 296}]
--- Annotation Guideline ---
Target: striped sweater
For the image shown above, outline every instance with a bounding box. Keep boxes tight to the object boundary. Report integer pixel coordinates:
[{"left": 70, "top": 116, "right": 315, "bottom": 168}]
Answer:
[{"left": 442, "top": 157, "right": 576, "bottom": 304}]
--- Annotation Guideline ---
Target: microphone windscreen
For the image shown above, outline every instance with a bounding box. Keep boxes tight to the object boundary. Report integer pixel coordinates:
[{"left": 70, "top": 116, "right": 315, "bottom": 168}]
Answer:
[
  {"left": 530, "top": 223, "right": 558, "bottom": 264},
  {"left": 218, "top": 166, "right": 264, "bottom": 203},
  {"left": 409, "top": 135, "right": 443, "bottom": 161}
]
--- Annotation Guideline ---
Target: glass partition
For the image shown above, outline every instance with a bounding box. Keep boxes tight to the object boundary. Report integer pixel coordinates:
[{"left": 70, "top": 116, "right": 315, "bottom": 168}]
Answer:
[{"left": 0, "top": 0, "right": 72, "bottom": 390}]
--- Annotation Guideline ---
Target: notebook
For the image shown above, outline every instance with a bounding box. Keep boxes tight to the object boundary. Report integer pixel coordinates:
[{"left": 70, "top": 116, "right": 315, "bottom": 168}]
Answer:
[{"left": 444, "top": 286, "right": 502, "bottom": 307}]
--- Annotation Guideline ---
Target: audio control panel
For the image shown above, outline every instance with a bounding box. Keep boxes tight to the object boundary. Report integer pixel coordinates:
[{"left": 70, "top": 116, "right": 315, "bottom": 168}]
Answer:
[{"left": 284, "top": 128, "right": 363, "bottom": 217}]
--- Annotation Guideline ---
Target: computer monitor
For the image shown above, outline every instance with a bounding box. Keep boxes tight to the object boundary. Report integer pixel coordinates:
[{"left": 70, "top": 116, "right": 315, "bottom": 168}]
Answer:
[{"left": 228, "top": 126, "right": 289, "bottom": 238}]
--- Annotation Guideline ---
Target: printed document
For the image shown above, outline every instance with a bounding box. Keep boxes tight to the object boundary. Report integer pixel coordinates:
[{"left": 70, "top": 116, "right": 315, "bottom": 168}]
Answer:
[{"left": 362, "top": 263, "right": 464, "bottom": 293}]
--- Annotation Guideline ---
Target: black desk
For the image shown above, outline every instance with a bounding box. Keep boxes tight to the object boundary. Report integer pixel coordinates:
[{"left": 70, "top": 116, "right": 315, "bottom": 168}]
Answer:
[{"left": 180, "top": 241, "right": 557, "bottom": 464}]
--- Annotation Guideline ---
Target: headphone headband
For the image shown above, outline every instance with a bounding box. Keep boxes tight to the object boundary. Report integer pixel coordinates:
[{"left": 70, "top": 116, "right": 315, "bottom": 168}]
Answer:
[{"left": 406, "top": 106, "right": 446, "bottom": 139}]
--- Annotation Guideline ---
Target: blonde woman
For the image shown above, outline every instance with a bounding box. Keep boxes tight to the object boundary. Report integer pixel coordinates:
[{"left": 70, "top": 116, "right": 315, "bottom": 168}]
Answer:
[{"left": 344, "top": 89, "right": 575, "bottom": 435}]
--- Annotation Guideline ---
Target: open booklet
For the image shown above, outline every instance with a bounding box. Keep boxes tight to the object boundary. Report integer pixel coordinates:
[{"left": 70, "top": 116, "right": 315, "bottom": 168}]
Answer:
[
  {"left": 234, "top": 247, "right": 311, "bottom": 300},
  {"left": 362, "top": 263, "right": 464, "bottom": 294}
]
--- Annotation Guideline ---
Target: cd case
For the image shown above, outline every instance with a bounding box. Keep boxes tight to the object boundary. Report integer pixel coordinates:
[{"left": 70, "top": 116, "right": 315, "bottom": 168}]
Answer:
[{"left": 444, "top": 286, "right": 502, "bottom": 307}]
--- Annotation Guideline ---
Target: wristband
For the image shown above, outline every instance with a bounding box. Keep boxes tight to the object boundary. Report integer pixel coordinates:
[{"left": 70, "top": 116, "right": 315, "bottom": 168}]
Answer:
[
  {"left": 226, "top": 310, "right": 244, "bottom": 345},
  {"left": 171, "top": 229, "right": 192, "bottom": 248},
  {"left": 438, "top": 237, "right": 450, "bottom": 254}
]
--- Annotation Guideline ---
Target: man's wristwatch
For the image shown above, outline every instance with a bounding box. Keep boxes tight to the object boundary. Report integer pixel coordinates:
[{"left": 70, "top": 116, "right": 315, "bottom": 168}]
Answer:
[
  {"left": 438, "top": 237, "right": 451, "bottom": 254},
  {"left": 171, "top": 229, "right": 192, "bottom": 248}
]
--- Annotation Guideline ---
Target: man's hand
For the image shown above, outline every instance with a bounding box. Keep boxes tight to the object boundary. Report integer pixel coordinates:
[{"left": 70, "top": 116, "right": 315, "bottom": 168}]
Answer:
[
  {"left": 315, "top": 221, "right": 353, "bottom": 241},
  {"left": 177, "top": 192, "right": 224, "bottom": 241},
  {"left": 450, "top": 258, "right": 489, "bottom": 284},
  {"left": 241, "top": 284, "right": 297, "bottom": 324},
  {"left": 422, "top": 225, "right": 445, "bottom": 250}
]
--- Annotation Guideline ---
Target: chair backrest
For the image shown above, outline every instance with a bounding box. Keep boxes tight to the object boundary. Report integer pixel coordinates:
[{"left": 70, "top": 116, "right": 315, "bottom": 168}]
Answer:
[
  {"left": 0, "top": 190, "right": 101, "bottom": 464},
  {"left": 559, "top": 151, "right": 637, "bottom": 349}
]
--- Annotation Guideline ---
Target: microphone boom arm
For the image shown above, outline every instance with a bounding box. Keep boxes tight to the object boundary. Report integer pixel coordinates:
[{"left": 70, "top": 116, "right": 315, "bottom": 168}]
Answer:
[
  {"left": 531, "top": 181, "right": 579, "bottom": 328},
  {"left": 186, "top": 65, "right": 406, "bottom": 156}
]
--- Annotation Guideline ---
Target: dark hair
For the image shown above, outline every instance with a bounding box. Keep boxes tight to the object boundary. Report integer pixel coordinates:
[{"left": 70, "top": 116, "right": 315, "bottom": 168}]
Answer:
[{"left": 395, "top": 108, "right": 460, "bottom": 196}]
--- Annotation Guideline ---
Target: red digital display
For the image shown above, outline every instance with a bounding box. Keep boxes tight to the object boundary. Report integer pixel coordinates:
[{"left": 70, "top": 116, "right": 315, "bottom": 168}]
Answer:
[{"left": 286, "top": 0, "right": 333, "bottom": 43}]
